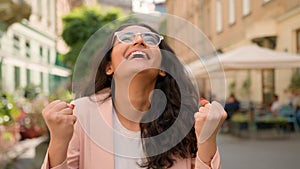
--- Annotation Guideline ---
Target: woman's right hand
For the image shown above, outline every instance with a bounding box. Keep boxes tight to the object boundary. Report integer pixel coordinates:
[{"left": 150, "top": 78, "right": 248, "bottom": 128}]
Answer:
[{"left": 42, "top": 100, "right": 77, "bottom": 145}]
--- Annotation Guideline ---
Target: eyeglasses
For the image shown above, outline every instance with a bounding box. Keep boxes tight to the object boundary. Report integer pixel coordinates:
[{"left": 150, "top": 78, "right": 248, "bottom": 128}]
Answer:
[{"left": 114, "top": 31, "right": 164, "bottom": 47}]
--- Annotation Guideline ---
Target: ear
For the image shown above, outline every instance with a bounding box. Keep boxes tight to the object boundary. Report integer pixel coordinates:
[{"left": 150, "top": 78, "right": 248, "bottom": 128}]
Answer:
[
  {"left": 159, "top": 69, "right": 166, "bottom": 77},
  {"left": 106, "top": 62, "right": 114, "bottom": 75}
]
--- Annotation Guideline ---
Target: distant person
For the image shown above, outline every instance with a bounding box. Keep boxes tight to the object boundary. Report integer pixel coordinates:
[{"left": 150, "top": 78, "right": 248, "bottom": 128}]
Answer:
[
  {"left": 283, "top": 89, "right": 293, "bottom": 106},
  {"left": 291, "top": 91, "right": 300, "bottom": 110},
  {"left": 270, "top": 94, "right": 281, "bottom": 116},
  {"left": 222, "top": 94, "right": 240, "bottom": 132},
  {"left": 224, "top": 94, "right": 240, "bottom": 119}
]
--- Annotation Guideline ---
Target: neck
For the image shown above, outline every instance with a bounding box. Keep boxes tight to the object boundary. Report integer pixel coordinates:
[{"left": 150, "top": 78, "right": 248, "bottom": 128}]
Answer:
[
  {"left": 113, "top": 73, "right": 157, "bottom": 131},
  {"left": 128, "top": 77, "right": 156, "bottom": 112}
]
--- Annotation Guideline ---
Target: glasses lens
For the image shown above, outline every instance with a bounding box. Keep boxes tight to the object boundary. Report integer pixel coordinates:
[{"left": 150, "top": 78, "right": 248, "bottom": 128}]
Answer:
[
  {"left": 117, "top": 32, "right": 135, "bottom": 44},
  {"left": 116, "top": 31, "right": 162, "bottom": 46},
  {"left": 142, "top": 33, "right": 161, "bottom": 46}
]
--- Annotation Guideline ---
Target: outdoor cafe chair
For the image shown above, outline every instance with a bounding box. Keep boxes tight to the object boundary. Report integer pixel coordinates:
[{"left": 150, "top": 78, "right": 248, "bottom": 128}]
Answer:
[{"left": 279, "top": 105, "right": 299, "bottom": 132}]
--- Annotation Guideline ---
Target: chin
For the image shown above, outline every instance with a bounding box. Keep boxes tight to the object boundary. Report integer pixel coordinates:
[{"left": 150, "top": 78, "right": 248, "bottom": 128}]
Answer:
[{"left": 114, "top": 59, "right": 161, "bottom": 79}]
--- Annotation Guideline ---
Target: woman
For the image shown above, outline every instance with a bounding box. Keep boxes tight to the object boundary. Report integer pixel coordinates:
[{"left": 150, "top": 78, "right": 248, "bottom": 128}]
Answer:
[{"left": 41, "top": 23, "right": 227, "bottom": 169}]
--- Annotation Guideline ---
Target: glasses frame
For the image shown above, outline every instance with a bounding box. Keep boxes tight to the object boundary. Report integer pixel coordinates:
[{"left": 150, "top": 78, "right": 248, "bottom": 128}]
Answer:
[{"left": 113, "top": 31, "right": 164, "bottom": 47}]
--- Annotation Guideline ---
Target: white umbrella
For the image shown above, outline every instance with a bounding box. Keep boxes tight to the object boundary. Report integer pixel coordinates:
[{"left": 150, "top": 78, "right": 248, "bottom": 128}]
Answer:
[{"left": 189, "top": 45, "right": 300, "bottom": 75}]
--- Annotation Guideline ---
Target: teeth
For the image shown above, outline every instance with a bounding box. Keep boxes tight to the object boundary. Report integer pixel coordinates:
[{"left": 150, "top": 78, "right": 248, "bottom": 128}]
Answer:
[{"left": 128, "top": 51, "right": 147, "bottom": 59}]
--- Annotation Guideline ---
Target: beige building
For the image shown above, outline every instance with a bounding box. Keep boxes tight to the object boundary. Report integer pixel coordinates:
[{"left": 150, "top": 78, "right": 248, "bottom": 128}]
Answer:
[
  {"left": 166, "top": 0, "right": 300, "bottom": 105},
  {"left": 0, "top": 0, "right": 71, "bottom": 95}
]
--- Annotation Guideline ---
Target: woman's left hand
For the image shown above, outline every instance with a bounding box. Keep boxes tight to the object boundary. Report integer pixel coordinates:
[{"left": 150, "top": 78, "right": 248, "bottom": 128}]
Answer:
[{"left": 194, "top": 99, "right": 227, "bottom": 165}]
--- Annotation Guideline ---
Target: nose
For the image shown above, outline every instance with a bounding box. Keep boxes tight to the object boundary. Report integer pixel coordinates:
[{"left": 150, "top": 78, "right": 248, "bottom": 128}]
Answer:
[{"left": 132, "top": 34, "right": 146, "bottom": 47}]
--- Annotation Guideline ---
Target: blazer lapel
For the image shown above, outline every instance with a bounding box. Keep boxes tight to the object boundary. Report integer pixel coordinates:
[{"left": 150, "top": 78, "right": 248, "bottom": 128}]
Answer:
[{"left": 75, "top": 89, "right": 114, "bottom": 169}]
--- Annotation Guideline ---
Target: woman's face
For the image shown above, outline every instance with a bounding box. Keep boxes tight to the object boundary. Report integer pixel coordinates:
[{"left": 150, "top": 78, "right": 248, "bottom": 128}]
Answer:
[{"left": 107, "top": 25, "right": 163, "bottom": 78}]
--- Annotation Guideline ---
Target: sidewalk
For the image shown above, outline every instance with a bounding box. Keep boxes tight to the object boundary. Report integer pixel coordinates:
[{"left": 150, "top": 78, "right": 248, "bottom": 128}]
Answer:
[
  {"left": 218, "top": 132, "right": 300, "bottom": 169},
  {"left": 0, "top": 136, "right": 48, "bottom": 169},
  {"left": 2, "top": 133, "right": 300, "bottom": 169}
]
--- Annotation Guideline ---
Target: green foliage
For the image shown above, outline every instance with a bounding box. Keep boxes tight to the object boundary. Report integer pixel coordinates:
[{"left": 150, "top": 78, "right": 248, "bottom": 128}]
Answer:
[
  {"left": 59, "top": 42, "right": 85, "bottom": 68},
  {"left": 229, "top": 81, "right": 236, "bottom": 95},
  {"left": 241, "top": 76, "right": 251, "bottom": 98},
  {"left": 158, "top": 18, "right": 167, "bottom": 35},
  {"left": 0, "top": 93, "right": 20, "bottom": 125},
  {"left": 48, "top": 87, "right": 74, "bottom": 103},
  {"left": 289, "top": 71, "right": 300, "bottom": 92},
  {"left": 24, "top": 83, "right": 41, "bottom": 100},
  {"left": 2, "top": 131, "right": 14, "bottom": 141},
  {"left": 60, "top": 5, "right": 137, "bottom": 69},
  {"left": 242, "top": 78, "right": 251, "bottom": 90},
  {"left": 231, "top": 113, "right": 250, "bottom": 123}
]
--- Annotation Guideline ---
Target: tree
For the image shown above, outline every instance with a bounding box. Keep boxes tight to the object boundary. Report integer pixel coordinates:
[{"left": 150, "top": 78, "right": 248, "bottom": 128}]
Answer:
[
  {"left": 0, "top": 0, "right": 31, "bottom": 31},
  {"left": 60, "top": 5, "right": 136, "bottom": 69}
]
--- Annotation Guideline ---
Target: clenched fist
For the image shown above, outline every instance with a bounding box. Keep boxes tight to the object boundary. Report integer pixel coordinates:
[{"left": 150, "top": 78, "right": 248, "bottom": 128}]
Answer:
[
  {"left": 194, "top": 99, "right": 227, "bottom": 144},
  {"left": 42, "top": 100, "right": 77, "bottom": 144},
  {"left": 194, "top": 98, "right": 227, "bottom": 165}
]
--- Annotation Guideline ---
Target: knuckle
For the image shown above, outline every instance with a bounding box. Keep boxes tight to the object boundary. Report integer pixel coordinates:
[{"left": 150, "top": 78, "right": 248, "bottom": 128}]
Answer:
[
  {"left": 53, "top": 114, "right": 63, "bottom": 123},
  {"left": 42, "top": 111, "right": 51, "bottom": 119},
  {"left": 195, "top": 115, "right": 207, "bottom": 122}
]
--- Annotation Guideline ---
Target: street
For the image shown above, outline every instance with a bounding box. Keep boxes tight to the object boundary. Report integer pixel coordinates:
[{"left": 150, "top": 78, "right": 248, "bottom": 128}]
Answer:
[
  {"left": 4, "top": 132, "right": 300, "bottom": 169},
  {"left": 218, "top": 132, "right": 300, "bottom": 169}
]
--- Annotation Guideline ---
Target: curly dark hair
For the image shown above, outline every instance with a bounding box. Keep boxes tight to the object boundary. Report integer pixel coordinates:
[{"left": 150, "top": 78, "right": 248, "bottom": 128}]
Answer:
[{"left": 80, "top": 23, "right": 199, "bottom": 168}]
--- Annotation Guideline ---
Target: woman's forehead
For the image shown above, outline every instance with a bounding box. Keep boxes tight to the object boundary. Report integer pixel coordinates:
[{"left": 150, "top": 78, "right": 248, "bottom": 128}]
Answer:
[{"left": 121, "top": 25, "right": 151, "bottom": 33}]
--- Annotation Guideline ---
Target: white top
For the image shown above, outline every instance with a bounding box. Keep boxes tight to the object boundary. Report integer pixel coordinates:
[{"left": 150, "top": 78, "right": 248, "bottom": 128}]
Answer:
[
  {"left": 113, "top": 109, "right": 144, "bottom": 169},
  {"left": 271, "top": 101, "right": 281, "bottom": 114}
]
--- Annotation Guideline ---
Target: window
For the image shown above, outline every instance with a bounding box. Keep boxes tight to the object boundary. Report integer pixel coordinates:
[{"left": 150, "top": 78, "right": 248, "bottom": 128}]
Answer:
[
  {"left": 262, "top": 69, "right": 275, "bottom": 104},
  {"left": 229, "top": 0, "right": 236, "bottom": 25},
  {"left": 40, "top": 46, "right": 43, "bottom": 58},
  {"left": 296, "top": 29, "right": 300, "bottom": 74},
  {"left": 40, "top": 72, "right": 44, "bottom": 90},
  {"left": 14, "top": 66, "right": 20, "bottom": 89},
  {"left": 242, "top": 0, "right": 251, "bottom": 16},
  {"left": 47, "top": 49, "right": 51, "bottom": 64},
  {"left": 25, "top": 40, "right": 30, "bottom": 48},
  {"left": 13, "top": 35, "right": 20, "bottom": 50},
  {"left": 26, "top": 69, "right": 31, "bottom": 85},
  {"left": 297, "top": 29, "right": 300, "bottom": 54},
  {"left": 0, "top": 61, "right": 2, "bottom": 83},
  {"left": 216, "top": 0, "right": 222, "bottom": 32},
  {"left": 25, "top": 40, "right": 30, "bottom": 58}
]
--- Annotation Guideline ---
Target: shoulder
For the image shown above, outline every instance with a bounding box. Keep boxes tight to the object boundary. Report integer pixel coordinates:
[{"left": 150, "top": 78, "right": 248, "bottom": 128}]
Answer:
[
  {"left": 71, "top": 88, "right": 111, "bottom": 106},
  {"left": 71, "top": 88, "right": 112, "bottom": 116},
  {"left": 71, "top": 96, "right": 92, "bottom": 106}
]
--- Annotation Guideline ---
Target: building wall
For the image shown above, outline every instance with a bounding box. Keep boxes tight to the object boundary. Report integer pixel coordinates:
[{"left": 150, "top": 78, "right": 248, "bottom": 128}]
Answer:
[
  {"left": 167, "top": 0, "right": 300, "bottom": 50},
  {"left": 0, "top": 0, "right": 70, "bottom": 95},
  {"left": 166, "top": 0, "right": 300, "bottom": 104}
]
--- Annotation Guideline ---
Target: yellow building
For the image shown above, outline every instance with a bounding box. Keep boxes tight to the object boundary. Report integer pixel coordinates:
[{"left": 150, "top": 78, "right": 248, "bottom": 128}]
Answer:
[{"left": 166, "top": 0, "right": 300, "bottom": 105}]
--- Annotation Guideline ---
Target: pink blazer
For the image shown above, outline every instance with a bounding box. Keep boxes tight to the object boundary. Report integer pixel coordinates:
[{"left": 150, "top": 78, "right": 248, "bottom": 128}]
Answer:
[{"left": 41, "top": 91, "right": 221, "bottom": 169}]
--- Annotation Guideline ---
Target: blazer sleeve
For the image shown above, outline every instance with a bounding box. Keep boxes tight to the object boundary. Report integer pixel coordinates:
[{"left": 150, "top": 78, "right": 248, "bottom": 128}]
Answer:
[
  {"left": 194, "top": 148, "right": 221, "bottom": 169},
  {"left": 40, "top": 121, "right": 81, "bottom": 169}
]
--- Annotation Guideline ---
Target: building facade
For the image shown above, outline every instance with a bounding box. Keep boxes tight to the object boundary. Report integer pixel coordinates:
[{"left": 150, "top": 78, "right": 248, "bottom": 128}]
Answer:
[
  {"left": 0, "top": 0, "right": 70, "bottom": 95},
  {"left": 166, "top": 0, "right": 300, "bottom": 104}
]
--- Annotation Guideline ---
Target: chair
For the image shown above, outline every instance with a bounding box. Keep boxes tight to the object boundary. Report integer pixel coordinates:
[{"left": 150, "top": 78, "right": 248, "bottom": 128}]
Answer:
[
  {"left": 279, "top": 105, "right": 299, "bottom": 132},
  {"left": 253, "top": 105, "right": 270, "bottom": 131}
]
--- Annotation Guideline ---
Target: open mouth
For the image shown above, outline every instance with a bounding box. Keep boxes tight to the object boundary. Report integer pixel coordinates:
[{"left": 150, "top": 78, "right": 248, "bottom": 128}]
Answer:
[{"left": 127, "top": 51, "right": 150, "bottom": 60}]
